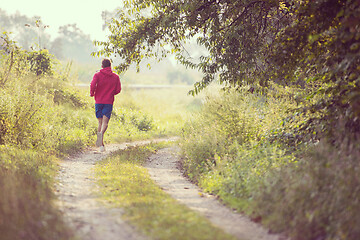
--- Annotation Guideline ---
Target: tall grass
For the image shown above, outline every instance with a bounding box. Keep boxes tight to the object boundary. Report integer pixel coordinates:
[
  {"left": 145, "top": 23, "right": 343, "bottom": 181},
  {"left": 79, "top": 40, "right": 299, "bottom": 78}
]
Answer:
[
  {"left": 0, "top": 76, "right": 96, "bottom": 154},
  {"left": 0, "top": 68, "right": 91, "bottom": 238}
]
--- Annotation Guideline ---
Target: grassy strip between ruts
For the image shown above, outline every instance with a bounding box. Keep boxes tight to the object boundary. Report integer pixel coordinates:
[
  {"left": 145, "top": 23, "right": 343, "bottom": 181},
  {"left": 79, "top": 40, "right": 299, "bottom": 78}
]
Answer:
[{"left": 95, "top": 142, "right": 236, "bottom": 240}]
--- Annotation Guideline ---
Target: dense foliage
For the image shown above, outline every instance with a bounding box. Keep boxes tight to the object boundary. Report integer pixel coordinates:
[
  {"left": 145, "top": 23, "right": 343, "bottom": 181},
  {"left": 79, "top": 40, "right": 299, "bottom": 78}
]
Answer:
[
  {"left": 94, "top": 0, "right": 287, "bottom": 89},
  {"left": 268, "top": 0, "right": 360, "bottom": 140},
  {"left": 181, "top": 89, "right": 297, "bottom": 204},
  {"left": 252, "top": 136, "right": 360, "bottom": 240}
]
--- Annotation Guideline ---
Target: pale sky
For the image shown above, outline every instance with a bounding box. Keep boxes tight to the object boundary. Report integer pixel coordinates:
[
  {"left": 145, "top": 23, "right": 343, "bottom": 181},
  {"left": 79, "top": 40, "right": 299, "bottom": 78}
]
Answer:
[{"left": 1, "top": 0, "right": 123, "bottom": 41}]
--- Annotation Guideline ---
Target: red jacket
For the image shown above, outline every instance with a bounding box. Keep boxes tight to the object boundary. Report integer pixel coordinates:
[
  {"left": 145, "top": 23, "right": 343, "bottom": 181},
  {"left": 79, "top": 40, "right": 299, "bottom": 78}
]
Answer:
[{"left": 90, "top": 67, "right": 121, "bottom": 104}]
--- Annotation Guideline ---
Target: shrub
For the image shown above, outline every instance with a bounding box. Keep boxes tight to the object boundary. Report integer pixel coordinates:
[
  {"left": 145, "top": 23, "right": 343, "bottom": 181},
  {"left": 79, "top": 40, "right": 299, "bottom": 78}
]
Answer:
[
  {"left": 181, "top": 86, "right": 360, "bottom": 240},
  {"left": 130, "top": 112, "right": 154, "bottom": 132},
  {"left": 107, "top": 107, "right": 158, "bottom": 142},
  {"left": 0, "top": 85, "right": 45, "bottom": 147},
  {"left": 27, "top": 49, "right": 54, "bottom": 76},
  {"left": 180, "top": 89, "right": 295, "bottom": 183},
  {"left": 200, "top": 141, "right": 295, "bottom": 201},
  {"left": 251, "top": 136, "right": 360, "bottom": 240},
  {"left": 53, "top": 88, "right": 87, "bottom": 108},
  {"left": 0, "top": 79, "right": 95, "bottom": 154}
]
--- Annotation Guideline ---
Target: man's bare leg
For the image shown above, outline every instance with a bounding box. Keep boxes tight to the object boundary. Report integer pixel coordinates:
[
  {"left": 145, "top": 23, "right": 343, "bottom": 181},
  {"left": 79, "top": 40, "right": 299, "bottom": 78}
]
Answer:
[
  {"left": 97, "top": 118, "right": 103, "bottom": 133},
  {"left": 100, "top": 116, "right": 110, "bottom": 146},
  {"left": 96, "top": 118, "right": 103, "bottom": 147}
]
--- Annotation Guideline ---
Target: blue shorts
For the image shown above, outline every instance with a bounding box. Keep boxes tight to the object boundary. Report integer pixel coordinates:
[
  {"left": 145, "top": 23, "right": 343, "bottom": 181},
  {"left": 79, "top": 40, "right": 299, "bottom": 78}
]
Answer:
[{"left": 95, "top": 104, "right": 113, "bottom": 119}]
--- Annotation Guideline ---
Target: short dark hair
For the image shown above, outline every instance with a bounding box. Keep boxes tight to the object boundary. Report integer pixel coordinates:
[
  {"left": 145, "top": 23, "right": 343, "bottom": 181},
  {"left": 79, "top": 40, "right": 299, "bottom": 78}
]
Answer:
[{"left": 102, "top": 59, "right": 111, "bottom": 68}]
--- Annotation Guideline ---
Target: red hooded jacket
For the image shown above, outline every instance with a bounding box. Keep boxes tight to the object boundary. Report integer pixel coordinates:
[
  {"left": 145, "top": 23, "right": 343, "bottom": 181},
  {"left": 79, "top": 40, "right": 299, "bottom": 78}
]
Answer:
[{"left": 90, "top": 67, "right": 121, "bottom": 104}]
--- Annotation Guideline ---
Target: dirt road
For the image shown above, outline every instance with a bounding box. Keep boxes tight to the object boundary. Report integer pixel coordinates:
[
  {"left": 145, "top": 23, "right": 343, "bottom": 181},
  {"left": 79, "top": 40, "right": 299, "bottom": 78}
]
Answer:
[{"left": 55, "top": 139, "right": 285, "bottom": 240}]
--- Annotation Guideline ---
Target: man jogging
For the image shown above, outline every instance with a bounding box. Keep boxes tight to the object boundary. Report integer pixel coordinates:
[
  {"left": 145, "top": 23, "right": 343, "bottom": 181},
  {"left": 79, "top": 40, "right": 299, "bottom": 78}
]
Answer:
[{"left": 90, "top": 59, "right": 121, "bottom": 152}]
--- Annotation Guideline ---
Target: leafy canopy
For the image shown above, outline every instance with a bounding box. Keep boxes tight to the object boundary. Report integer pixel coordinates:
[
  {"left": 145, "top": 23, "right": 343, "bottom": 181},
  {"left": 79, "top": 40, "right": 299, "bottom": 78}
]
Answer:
[
  {"left": 94, "top": 0, "right": 289, "bottom": 94},
  {"left": 94, "top": 0, "right": 360, "bottom": 138},
  {"left": 268, "top": 0, "right": 360, "bottom": 139}
]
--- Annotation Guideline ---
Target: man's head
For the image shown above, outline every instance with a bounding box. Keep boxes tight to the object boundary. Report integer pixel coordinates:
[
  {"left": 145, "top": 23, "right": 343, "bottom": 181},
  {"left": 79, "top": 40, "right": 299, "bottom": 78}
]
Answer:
[{"left": 102, "top": 59, "right": 111, "bottom": 68}]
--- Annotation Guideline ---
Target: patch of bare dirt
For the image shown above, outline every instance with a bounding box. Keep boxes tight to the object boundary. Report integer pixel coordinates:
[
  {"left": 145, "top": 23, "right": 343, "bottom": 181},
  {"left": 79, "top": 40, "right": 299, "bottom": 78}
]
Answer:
[{"left": 146, "top": 146, "right": 287, "bottom": 240}]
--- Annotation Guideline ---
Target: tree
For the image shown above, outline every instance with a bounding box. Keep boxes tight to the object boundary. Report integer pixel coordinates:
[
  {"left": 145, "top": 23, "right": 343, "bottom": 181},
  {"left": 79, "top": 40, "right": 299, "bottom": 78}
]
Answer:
[
  {"left": 95, "top": 0, "right": 360, "bottom": 139},
  {"left": 94, "top": 0, "right": 289, "bottom": 93},
  {"left": 0, "top": 10, "right": 51, "bottom": 50},
  {"left": 52, "top": 24, "right": 97, "bottom": 63},
  {"left": 1, "top": 32, "right": 54, "bottom": 80},
  {"left": 266, "top": 0, "right": 360, "bottom": 139}
]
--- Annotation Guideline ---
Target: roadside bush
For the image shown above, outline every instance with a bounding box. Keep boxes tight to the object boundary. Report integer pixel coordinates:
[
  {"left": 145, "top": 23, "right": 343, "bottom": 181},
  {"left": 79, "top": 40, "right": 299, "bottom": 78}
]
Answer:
[
  {"left": 199, "top": 141, "right": 295, "bottom": 208},
  {"left": 180, "top": 89, "right": 295, "bottom": 187},
  {"left": 0, "top": 84, "right": 46, "bottom": 147},
  {"left": 129, "top": 110, "right": 154, "bottom": 132},
  {"left": 181, "top": 87, "right": 360, "bottom": 240},
  {"left": 27, "top": 49, "right": 54, "bottom": 76},
  {"left": 1, "top": 34, "right": 55, "bottom": 84},
  {"left": 53, "top": 88, "right": 87, "bottom": 108},
  {"left": 43, "top": 106, "right": 96, "bottom": 155},
  {"left": 251, "top": 135, "right": 360, "bottom": 240},
  {"left": 108, "top": 107, "right": 158, "bottom": 142},
  {"left": 0, "top": 78, "right": 95, "bottom": 154}
]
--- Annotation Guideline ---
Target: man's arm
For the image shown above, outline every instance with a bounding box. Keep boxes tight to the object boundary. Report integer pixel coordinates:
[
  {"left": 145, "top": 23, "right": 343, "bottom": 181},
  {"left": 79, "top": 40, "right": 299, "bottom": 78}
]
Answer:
[
  {"left": 90, "top": 74, "right": 98, "bottom": 97},
  {"left": 114, "top": 77, "right": 121, "bottom": 95}
]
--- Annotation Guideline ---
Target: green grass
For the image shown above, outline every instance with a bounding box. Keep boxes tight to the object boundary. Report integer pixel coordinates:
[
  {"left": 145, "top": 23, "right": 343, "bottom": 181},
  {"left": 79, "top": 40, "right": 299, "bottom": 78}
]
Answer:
[{"left": 95, "top": 142, "right": 236, "bottom": 240}]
